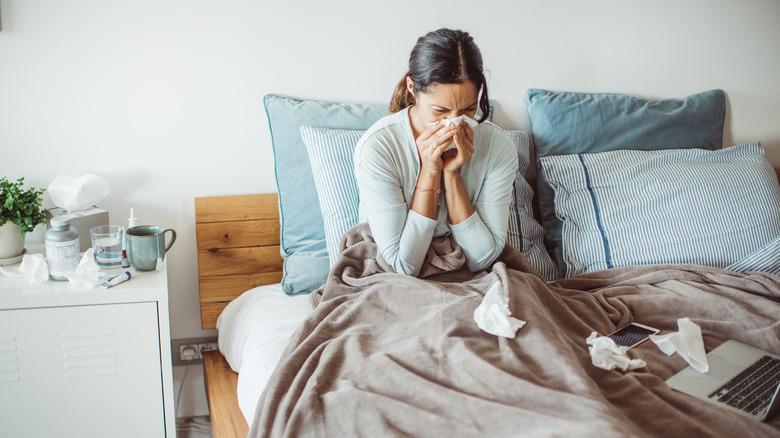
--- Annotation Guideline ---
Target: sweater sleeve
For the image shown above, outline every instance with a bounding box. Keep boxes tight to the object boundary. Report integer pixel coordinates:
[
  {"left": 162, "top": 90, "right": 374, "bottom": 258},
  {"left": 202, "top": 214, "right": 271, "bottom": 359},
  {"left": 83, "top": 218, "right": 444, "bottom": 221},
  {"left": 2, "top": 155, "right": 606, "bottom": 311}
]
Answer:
[
  {"left": 355, "top": 137, "right": 437, "bottom": 276},
  {"left": 449, "top": 132, "right": 517, "bottom": 271}
]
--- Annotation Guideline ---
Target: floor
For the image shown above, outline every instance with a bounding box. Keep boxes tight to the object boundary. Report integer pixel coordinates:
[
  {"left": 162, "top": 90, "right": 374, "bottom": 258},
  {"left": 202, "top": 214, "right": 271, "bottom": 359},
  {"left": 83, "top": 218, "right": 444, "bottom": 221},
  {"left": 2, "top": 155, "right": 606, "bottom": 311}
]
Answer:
[{"left": 177, "top": 415, "right": 212, "bottom": 438}]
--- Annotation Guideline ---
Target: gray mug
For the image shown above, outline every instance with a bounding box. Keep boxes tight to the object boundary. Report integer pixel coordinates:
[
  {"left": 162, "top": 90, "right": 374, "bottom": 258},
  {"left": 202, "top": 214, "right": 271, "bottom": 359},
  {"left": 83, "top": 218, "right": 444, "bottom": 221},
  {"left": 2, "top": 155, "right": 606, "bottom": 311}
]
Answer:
[{"left": 126, "top": 226, "right": 176, "bottom": 271}]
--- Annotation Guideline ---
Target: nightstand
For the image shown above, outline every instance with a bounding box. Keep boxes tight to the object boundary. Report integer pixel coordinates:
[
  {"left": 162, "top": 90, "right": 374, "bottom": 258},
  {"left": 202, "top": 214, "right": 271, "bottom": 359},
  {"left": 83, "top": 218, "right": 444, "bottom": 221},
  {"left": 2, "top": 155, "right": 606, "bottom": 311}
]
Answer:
[{"left": 0, "top": 245, "right": 176, "bottom": 437}]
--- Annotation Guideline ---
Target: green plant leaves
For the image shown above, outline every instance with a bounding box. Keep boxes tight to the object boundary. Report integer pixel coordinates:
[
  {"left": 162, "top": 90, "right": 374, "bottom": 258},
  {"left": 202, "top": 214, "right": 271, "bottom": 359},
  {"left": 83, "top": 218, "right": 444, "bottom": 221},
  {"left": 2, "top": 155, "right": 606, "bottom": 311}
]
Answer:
[{"left": 0, "top": 177, "right": 46, "bottom": 237}]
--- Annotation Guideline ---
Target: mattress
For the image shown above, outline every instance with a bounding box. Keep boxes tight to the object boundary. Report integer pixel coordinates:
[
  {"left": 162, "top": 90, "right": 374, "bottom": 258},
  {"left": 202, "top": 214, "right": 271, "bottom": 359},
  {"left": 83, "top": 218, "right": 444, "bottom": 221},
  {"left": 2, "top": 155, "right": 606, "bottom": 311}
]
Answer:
[{"left": 216, "top": 284, "right": 311, "bottom": 425}]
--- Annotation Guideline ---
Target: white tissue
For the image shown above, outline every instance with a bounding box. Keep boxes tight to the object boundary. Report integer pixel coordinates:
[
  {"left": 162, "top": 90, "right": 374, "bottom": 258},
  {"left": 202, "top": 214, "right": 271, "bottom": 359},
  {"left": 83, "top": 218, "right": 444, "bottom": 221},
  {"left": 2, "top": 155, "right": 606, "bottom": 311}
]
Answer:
[
  {"left": 66, "top": 249, "right": 106, "bottom": 288},
  {"left": 48, "top": 174, "right": 110, "bottom": 212},
  {"left": 474, "top": 279, "right": 526, "bottom": 338},
  {"left": 650, "top": 318, "right": 709, "bottom": 373},
  {"left": 0, "top": 254, "right": 49, "bottom": 283},
  {"left": 586, "top": 332, "right": 647, "bottom": 371},
  {"left": 429, "top": 115, "right": 479, "bottom": 152}
]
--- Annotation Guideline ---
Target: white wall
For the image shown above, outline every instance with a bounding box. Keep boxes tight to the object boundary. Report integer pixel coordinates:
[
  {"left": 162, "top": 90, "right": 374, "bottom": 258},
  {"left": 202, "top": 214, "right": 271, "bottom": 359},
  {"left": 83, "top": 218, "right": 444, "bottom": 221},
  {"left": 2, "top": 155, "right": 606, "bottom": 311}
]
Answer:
[{"left": 2, "top": 0, "right": 779, "bottom": 343}]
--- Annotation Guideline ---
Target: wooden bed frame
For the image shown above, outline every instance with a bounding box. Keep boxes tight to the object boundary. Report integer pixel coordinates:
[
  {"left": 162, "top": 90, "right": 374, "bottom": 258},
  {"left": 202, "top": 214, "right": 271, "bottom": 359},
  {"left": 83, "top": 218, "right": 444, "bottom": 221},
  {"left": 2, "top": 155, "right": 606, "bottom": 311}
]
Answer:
[
  {"left": 194, "top": 167, "right": 780, "bottom": 438},
  {"left": 195, "top": 193, "right": 283, "bottom": 438}
]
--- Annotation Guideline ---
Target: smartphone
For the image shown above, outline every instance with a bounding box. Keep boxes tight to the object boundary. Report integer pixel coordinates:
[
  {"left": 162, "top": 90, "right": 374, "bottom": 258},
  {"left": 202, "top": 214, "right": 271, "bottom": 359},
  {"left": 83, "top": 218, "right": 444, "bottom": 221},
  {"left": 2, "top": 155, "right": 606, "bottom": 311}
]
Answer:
[{"left": 607, "top": 322, "right": 660, "bottom": 349}]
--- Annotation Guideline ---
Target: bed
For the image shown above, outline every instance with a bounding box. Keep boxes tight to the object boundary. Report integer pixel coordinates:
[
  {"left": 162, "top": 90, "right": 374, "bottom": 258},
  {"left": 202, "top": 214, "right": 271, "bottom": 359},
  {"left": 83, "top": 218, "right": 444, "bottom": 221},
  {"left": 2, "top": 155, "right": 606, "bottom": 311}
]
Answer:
[{"left": 197, "top": 91, "right": 780, "bottom": 437}]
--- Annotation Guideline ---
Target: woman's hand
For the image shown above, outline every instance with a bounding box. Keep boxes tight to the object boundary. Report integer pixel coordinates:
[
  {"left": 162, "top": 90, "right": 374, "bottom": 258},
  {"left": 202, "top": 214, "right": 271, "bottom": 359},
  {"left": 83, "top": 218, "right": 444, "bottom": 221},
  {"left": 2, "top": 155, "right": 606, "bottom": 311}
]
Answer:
[
  {"left": 415, "top": 122, "right": 458, "bottom": 173},
  {"left": 442, "top": 123, "right": 474, "bottom": 174}
]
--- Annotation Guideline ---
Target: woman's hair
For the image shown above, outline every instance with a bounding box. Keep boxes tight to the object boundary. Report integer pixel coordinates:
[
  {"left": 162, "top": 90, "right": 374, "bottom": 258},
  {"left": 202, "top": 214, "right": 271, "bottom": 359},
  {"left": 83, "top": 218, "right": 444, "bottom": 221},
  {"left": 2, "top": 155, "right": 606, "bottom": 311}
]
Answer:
[{"left": 390, "top": 28, "right": 490, "bottom": 122}]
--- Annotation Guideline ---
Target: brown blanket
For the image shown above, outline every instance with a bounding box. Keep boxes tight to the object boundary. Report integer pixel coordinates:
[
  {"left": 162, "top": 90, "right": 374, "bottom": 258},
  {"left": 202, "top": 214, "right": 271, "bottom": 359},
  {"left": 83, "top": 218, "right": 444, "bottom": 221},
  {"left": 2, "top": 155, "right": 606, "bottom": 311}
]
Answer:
[{"left": 251, "top": 224, "right": 780, "bottom": 437}]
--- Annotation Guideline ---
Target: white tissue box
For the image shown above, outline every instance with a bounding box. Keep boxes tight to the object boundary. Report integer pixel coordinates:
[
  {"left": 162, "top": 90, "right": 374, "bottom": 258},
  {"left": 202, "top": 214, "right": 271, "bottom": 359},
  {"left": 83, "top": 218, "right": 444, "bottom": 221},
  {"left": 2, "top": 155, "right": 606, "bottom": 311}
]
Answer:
[{"left": 46, "top": 206, "right": 109, "bottom": 252}]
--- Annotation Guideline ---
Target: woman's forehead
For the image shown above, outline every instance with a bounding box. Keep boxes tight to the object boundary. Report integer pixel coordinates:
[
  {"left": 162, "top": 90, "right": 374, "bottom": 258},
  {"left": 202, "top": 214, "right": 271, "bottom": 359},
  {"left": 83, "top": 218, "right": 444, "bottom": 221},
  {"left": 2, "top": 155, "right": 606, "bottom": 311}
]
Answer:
[{"left": 423, "top": 82, "right": 479, "bottom": 109}]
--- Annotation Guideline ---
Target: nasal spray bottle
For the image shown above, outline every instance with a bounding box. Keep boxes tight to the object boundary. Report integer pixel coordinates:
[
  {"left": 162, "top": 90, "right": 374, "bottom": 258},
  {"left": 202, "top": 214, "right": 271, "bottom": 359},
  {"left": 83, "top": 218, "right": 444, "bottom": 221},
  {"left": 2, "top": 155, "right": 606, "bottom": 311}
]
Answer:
[{"left": 122, "top": 208, "right": 138, "bottom": 268}]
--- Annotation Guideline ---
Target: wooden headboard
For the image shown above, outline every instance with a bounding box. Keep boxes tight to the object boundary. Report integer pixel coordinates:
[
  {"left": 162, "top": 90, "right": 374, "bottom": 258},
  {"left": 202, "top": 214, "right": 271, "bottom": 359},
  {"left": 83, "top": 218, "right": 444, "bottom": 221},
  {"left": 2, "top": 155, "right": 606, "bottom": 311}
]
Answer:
[{"left": 195, "top": 194, "right": 284, "bottom": 329}]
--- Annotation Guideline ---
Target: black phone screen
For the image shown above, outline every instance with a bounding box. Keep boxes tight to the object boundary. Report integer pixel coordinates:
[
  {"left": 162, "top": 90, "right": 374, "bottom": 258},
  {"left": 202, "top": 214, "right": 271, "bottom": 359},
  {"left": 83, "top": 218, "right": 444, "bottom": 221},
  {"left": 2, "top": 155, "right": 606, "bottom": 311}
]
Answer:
[{"left": 608, "top": 324, "right": 657, "bottom": 348}]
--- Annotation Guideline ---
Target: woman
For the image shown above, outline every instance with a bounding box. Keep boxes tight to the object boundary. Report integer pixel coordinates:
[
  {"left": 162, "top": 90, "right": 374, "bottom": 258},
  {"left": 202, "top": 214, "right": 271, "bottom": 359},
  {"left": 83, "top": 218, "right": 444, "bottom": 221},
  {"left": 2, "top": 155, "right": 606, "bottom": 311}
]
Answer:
[{"left": 354, "top": 28, "right": 517, "bottom": 277}]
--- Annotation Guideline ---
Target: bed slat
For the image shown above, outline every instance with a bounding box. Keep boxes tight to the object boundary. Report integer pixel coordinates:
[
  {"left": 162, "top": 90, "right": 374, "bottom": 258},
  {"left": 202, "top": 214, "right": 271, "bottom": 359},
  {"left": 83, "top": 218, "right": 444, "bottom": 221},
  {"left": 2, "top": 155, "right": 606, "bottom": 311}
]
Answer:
[
  {"left": 203, "top": 350, "right": 248, "bottom": 438},
  {"left": 196, "top": 219, "right": 280, "bottom": 250}
]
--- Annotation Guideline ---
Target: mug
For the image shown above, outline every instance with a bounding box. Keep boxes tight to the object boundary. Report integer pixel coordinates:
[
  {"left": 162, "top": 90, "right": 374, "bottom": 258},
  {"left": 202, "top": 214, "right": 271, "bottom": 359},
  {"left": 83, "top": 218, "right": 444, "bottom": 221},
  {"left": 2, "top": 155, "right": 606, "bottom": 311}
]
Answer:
[{"left": 126, "top": 226, "right": 176, "bottom": 271}]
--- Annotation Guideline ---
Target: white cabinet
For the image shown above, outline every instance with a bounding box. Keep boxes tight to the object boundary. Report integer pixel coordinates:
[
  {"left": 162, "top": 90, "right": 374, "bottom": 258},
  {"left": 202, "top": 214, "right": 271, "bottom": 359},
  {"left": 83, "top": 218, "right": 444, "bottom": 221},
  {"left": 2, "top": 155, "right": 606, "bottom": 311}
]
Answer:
[{"left": 0, "top": 253, "right": 175, "bottom": 438}]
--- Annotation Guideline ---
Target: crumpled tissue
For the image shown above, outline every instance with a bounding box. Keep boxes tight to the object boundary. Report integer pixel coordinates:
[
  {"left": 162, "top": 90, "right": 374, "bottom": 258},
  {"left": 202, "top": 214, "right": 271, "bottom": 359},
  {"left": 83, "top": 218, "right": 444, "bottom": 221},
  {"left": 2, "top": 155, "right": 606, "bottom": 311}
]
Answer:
[
  {"left": 48, "top": 174, "right": 110, "bottom": 212},
  {"left": 429, "top": 115, "right": 480, "bottom": 151},
  {"left": 66, "top": 249, "right": 106, "bottom": 288},
  {"left": 474, "top": 279, "right": 526, "bottom": 338},
  {"left": 0, "top": 253, "right": 49, "bottom": 283},
  {"left": 586, "top": 332, "right": 647, "bottom": 371},
  {"left": 650, "top": 317, "right": 709, "bottom": 373}
]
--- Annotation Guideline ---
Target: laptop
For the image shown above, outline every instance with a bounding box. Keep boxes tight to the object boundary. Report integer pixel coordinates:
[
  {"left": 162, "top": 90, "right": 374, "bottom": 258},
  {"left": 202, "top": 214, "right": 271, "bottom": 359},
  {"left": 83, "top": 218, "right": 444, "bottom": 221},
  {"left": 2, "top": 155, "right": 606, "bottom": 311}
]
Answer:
[{"left": 666, "top": 340, "right": 780, "bottom": 422}]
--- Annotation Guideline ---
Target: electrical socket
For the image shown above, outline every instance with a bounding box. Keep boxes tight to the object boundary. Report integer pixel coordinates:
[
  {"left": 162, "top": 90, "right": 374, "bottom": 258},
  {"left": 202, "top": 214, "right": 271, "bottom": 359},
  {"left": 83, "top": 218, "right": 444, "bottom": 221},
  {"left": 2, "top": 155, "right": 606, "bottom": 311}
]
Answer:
[
  {"left": 172, "top": 337, "right": 218, "bottom": 365},
  {"left": 180, "top": 345, "right": 199, "bottom": 361},
  {"left": 199, "top": 342, "right": 218, "bottom": 355}
]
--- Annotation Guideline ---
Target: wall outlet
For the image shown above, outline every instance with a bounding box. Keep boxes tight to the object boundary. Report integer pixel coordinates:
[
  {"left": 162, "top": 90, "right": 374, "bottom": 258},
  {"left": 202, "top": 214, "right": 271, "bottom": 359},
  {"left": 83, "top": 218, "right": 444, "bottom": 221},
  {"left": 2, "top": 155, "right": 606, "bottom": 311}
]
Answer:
[{"left": 172, "top": 337, "right": 218, "bottom": 365}]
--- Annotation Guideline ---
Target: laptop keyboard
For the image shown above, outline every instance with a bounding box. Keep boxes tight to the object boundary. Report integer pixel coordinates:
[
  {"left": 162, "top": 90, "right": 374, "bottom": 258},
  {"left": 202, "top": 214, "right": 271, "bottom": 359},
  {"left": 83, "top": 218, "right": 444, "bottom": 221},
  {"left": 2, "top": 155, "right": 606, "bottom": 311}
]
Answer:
[{"left": 707, "top": 355, "right": 780, "bottom": 415}]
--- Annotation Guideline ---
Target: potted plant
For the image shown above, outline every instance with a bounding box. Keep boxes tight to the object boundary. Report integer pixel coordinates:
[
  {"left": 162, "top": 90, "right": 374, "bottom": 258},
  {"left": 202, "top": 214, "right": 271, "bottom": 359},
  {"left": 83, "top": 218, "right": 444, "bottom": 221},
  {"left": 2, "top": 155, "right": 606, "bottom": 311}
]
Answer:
[{"left": 0, "top": 177, "right": 46, "bottom": 261}]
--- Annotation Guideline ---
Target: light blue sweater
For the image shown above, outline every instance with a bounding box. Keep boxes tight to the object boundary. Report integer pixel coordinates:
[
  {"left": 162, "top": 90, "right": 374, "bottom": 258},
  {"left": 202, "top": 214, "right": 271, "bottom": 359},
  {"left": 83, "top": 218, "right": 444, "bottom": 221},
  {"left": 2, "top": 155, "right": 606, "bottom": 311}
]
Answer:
[{"left": 354, "top": 107, "right": 517, "bottom": 276}]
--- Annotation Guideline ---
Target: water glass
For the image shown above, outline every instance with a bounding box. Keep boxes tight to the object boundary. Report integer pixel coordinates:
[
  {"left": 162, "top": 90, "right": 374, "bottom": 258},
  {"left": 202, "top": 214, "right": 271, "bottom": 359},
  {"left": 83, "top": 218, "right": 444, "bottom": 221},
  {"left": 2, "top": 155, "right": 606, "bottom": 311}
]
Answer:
[{"left": 90, "top": 225, "right": 124, "bottom": 269}]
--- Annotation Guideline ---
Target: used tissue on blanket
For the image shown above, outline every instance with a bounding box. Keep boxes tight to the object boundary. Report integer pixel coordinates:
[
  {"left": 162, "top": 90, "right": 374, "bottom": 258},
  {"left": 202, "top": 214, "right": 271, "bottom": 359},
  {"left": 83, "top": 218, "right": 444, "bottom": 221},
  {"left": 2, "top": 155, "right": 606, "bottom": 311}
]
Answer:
[
  {"left": 650, "top": 318, "right": 709, "bottom": 373},
  {"left": 474, "top": 279, "right": 525, "bottom": 338},
  {"left": 0, "top": 253, "right": 49, "bottom": 283},
  {"left": 48, "top": 174, "right": 110, "bottom": 212},
  {"left": 429, "top": 115, "right": 479, "bottom": 152},
  {"left": 586, "top": 332, "right": 647, "bottom": 371}
]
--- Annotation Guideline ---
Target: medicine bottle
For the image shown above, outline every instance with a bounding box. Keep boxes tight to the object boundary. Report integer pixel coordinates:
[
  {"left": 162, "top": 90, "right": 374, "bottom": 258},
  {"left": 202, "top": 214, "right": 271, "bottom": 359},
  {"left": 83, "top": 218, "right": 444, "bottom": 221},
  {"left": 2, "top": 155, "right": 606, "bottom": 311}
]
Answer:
[{"left": 46, "top": 217, "right": 80, "bottom": 281}]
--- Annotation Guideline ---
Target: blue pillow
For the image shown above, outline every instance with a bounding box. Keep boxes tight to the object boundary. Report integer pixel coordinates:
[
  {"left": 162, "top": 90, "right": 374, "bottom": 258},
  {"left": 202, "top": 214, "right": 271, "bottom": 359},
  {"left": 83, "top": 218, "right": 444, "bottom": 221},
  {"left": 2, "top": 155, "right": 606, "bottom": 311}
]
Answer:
[
  {"left": 300, "top": 125, "right": 556, "bottom": 280},
  {"left": 539, "top": 142, "right": 780, "bottom": 277},
  {"left": 264, "top": 94, "right": 387, "bottom": 294},
  {"left": 526, "top": 89, "right": 726, "bottom": 278}
]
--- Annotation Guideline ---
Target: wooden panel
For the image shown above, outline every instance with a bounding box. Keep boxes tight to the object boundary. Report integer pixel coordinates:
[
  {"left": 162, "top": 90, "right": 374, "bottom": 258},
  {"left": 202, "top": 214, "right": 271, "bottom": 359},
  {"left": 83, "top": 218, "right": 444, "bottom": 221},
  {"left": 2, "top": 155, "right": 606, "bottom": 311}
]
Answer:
[
  {"left": 201, "top": 302, "right": 230, "bottom": 330},
  {"left": 197, "top": 246, "right": 283, "bottom": 277},
  {"left": 203, "top": 350, "right": 248, "bottom": 438},
  {"left": 196, "top": 219, "right": 280, "bottom": 250},
  {"left": 195, "top": 194, "right": 278, "bottom": 223},
  {"left": 199, "top": 272, "right": 284, "bottom": 303}
]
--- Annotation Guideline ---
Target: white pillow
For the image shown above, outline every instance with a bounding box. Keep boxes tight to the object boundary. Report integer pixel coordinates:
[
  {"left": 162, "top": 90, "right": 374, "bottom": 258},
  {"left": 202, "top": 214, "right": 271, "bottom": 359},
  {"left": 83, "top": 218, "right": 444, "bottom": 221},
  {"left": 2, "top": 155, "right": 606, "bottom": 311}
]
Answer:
[{"left": 540, "top": 142, "right": 780, "bottom": 277}]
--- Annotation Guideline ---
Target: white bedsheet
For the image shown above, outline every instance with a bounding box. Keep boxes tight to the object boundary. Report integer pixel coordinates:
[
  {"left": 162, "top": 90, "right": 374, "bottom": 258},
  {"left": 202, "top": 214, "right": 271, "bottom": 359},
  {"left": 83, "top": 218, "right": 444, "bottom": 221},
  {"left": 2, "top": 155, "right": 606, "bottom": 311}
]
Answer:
[{"left": 216, "top": 284, "right": 311, "bottom": 425}]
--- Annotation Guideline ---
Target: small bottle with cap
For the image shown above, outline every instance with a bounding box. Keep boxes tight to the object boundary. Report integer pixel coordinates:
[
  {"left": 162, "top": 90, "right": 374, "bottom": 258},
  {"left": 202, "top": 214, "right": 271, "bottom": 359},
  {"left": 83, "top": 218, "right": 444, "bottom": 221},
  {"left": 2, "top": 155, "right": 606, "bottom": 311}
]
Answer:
[
  {"left": 46, "top": 216, "right": 81, "bottom": 280},
  {"left": 122, "top": 208, "right": 138, "bottom": 268}
]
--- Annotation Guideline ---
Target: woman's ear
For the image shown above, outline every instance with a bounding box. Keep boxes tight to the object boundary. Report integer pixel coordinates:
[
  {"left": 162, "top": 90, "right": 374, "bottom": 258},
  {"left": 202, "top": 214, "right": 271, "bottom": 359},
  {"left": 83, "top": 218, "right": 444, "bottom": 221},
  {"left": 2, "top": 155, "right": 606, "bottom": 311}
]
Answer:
[{"left": 406, "top": 76, "right": 415, "bottom": 97}]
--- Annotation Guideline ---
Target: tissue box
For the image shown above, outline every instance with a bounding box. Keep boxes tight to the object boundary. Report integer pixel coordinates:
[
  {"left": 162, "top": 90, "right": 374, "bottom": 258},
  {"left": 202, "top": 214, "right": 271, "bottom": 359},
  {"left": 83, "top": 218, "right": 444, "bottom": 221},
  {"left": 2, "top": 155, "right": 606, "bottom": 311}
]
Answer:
[{"left": 46, "top": 206, "right": 109, "bottom": 252}]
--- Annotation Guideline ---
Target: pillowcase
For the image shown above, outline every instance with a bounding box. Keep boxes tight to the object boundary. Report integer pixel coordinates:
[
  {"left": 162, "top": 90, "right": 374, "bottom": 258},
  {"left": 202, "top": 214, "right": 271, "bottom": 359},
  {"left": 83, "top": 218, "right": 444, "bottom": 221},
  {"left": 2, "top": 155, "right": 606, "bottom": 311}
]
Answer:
[
  {"left": 526, "top": 88, "right": 726, "bottom": 278},
  {"left": 504, "top": 130, "right": 557, "bottom": 281},
  {"left": 726, "top": 236, "right": 780, "bottom": 275},
  {"left": 539, "top": 142, "right": 780, "bottom": 277},
  {"left": 301, "top": 125, "right": 556, "bottom": 280},
  {"left": 264, "top": 94, "right": 387, "bottom": 295},
  {"left": 300, "top": 126, "right": 364, "bottom": 267}
]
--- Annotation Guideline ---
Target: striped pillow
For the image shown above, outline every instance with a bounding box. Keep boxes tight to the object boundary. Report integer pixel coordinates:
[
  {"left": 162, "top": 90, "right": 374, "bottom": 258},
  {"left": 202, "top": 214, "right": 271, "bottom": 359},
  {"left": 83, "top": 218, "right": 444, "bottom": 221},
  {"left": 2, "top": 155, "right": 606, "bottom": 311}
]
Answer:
[
  {"left": 726, "top": 236, "right": 780, "bottom": 275},
  {"left": 301, "top": 126, "right": 555, "bottom": 279},
  {"left": 540, "top": 142, "right": 780, "bottom": 277},
  {"left": 301, "top": 126, "right": 364, "bottom": 267},
  {"left": 505, "top": 130, "right": 557, "bottom": 281}
]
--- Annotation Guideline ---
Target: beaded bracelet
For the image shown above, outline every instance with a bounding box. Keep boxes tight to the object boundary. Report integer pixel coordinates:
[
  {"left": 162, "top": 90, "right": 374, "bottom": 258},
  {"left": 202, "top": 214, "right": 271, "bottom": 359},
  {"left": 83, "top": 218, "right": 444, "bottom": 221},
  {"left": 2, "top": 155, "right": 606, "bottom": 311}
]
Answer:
[{"left": 415, "top": 186, "right": 441, "bottom": 194}]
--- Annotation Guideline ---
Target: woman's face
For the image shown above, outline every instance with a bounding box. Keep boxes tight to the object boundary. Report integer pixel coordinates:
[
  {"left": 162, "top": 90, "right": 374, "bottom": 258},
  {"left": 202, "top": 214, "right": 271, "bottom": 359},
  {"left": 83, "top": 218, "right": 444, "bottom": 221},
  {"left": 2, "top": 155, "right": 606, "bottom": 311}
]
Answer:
[{"left": 407, "top": 78, "right": 479, "bottom": 128}]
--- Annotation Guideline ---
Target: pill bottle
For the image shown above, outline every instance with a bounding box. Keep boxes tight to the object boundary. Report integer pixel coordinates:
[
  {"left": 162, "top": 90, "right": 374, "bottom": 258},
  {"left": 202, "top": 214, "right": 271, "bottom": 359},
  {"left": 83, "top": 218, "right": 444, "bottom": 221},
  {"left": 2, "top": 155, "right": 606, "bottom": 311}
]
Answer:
[{"left": 45, "top": 217, "right": 80, "bottom": 281}]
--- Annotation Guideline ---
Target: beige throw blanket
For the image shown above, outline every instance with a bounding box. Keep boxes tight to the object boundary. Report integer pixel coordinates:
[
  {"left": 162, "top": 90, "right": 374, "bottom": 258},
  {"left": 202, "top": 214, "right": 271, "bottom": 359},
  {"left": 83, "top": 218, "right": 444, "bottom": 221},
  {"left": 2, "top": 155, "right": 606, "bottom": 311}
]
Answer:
[{"left": 252, "top": 224, "right": 780, "bottom": 437}]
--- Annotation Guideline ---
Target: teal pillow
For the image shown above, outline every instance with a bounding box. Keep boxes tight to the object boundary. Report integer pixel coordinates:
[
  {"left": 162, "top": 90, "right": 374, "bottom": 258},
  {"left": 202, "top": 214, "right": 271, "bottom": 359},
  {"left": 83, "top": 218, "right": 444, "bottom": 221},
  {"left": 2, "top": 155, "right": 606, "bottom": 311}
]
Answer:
[
  {"left": 264, "top": 94, "right": 387, "bottom": 294},
  {"left": 526, "top": 89, "right": 726, "bottom": 278}
]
